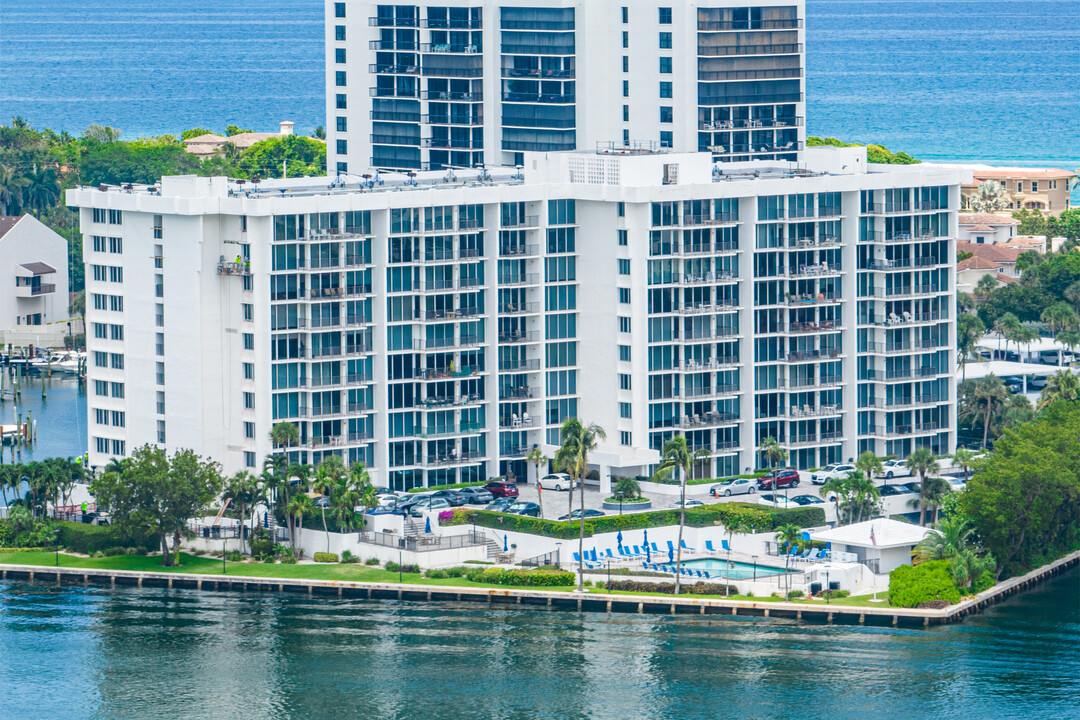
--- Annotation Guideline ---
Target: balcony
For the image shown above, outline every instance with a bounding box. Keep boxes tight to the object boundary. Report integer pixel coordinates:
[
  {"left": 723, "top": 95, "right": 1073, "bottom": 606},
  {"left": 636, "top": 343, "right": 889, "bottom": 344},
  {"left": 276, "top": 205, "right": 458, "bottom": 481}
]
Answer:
[
  {"left": 862, "top": 257, "right": 946, "bottom": 271},
  {"left": 421, "top": 43, "right": 482, "bottom": 54},
  {"left": 498, "top": 331, "right": 540, "bottom": 344},
  {"left": 421, "top": 90, "right": 482, "bottom": 101},
  {"left": 420, "top": 394, "right": 483, "bottom": 410},
  {"left": 697, "top": 43, "right": 803, "bottom": 57},
  {"left": 787, "top": 348, "right": 843, "bottom": 363},
  {"left": 368, "top": 16, "right": 418, "bottom": 27},
  {"left": 501, "top": 92, "right": 576, "bottom": 104},
  {"left": 345, "top": 342, "right": 374, "bottom": 356},
  {"left": 499, "top": 415, "right": 539, "bottom": 429},
  {"left": 700, "top": 117, "right": 802, "bottom": 131},
  {"left": 497, "top": 273, "right": 540, "bottom": 286},
  {"left": 860, "top": 394, "right": 948, "bottom": 410},
  {"left": 784, "top": 404, "right": 842, "bottom": 419},
  {"left": 499, "top": 358, "right": 540, "bottom": 372},
  {"left": 414, "top": 335, "right": 483, "bottom": 351},
  {"left": 682, "top": 212, "right": 738, "bottom": 227},
  {"left": 499, "top": 301, "right": 540, "bottom": 315},
  {"left": 780, "top": 263, "right": 841, "bottom": 278},
  {"left": 779, "top": 375, "right": 843, "bottom": 390},
  {"left": 419, "top": 451, "right": 485, "bottom": 467},
  {"left": 697, "top": 19, "right": 803, "bottom": 31},
  {"left": 369, "top": 63, "right": 419, "bottom": 75},
  {"left": 499, "top": 385, "right": 539, "bottom": 400},
  {"left": 679, "top": 411, "right": 739, "bottom": 428},
  {"left": 422, "top": 114, "right": 483, "bottom": 126},
  {"left": 310, "top": 432, "right": 373, "bottom": 449},
  {"left": 784, "top": 320, "right": 842, "bottom": 334},
  {"left": 416, "top": 423, "right": 484, "bottom": 439},
  {"left": 418, "top": 366, "right": 483, "bottom": 381},
  {"left": 862, "top": 311, "right": 949, "bottom": 327},
  {"left": 499, "top": 243, "right": 539, "bottom": 258},
  {"left": 501, "top": 216, "right": 540, "bottom": 230},
  {"left": 785, "top": 292, "right": 841, "bottom": 306},
  {"left": 501, "top": 67, "right": 575, "bottom": 79},
  {"left": 421, "top": 307, "right": 480, "bottom": 321},
  {"left": 680, "top": 384, "right": 739, "bottom": 400},
  {"left": 678, "top": 300, "right": 739, "bottom": 315},
  {"left": 676, "top": 356, "right": 739, "bottom": 371},
  {"left": 787, "top": 235, "right": 842, "bottom": 250}
]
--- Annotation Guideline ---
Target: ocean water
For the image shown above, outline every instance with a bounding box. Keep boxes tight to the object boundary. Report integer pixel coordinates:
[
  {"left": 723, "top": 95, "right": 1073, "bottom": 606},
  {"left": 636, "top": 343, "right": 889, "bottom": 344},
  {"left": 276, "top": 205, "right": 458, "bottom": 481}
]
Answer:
[
  {"left": 0, "top": 566, "right": 1076, "bottom": 719},
  {"left": 0, "top": 374, "right": 87, "bottom": 464},
  {"left": 1, "top": 0, "right": 1077, "bottom": 168}
]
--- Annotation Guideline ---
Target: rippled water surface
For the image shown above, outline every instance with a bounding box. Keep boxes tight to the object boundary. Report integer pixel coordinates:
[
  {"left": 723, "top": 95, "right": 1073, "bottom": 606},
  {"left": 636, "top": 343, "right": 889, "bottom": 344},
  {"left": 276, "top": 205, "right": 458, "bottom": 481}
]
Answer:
[{"left": 0, "top": 567, "right": 1076, "bottom": 719}]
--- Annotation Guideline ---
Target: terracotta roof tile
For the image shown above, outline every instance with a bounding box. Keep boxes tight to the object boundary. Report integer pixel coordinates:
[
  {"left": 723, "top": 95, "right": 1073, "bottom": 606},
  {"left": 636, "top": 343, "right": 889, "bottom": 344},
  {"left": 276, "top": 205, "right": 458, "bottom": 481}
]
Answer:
[
  {"left": 957, "top": 241, "right": 1021, "bottom": 264},
  {"left": 958, "top": 213, "right": 1019, "bottom": 226}
]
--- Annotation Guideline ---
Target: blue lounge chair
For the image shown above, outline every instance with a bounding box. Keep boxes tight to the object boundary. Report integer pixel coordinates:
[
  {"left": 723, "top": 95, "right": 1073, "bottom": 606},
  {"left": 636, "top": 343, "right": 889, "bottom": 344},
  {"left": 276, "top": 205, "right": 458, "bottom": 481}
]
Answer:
[
  {"left": 602, "top": 549, "right": 616, "bottom": 561},
  {"left": 705, "top": 540, "right": 717, "bottom": 553},
  {"left": 788, "top": 546, "right": 800, "bottom": 557},
  {"left": 681, "top": 539, "right": 696, "bottom": 553},
  {"left": 703, "top": 571, "right": 712, "bottom": 579},
  {"left": 618, "top": 547, "right": 636, "bottom": 560},
  {"left": 695, "top": 570, "right": 704, "bottom": 578},
  {"left": 799, "top": 548, "right": 812, "bottom": 559},
  {"left": 666, "top": 540, "right": 676, "bottom": 554},
  {"left": 650, "top": 542, "right": 661, "bottom": 554},
  {"left": 573, "top": 552, "right": 598, "bottom": 570},
  {"left": 722, "top": 539, "right": 731, "bottom": 553}
]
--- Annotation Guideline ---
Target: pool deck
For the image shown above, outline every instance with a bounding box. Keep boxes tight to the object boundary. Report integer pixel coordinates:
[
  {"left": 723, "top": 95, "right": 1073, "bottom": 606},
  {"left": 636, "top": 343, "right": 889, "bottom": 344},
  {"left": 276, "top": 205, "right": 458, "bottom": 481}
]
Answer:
[{"left": 1, "top": 550, "right": 1075, "bottom": 627}]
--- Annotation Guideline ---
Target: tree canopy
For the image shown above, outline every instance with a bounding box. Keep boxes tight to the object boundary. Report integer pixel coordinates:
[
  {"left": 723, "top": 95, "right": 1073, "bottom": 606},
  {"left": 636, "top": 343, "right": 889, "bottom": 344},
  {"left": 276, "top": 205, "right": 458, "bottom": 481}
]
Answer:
[{"left": 806, "top": 136, "right": 919, "bottom": 164}]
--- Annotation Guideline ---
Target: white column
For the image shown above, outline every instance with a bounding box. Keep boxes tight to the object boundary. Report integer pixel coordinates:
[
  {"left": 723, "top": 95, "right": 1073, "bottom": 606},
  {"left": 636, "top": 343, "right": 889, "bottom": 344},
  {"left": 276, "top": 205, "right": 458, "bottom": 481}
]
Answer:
[{"left": 599, "top": 463, "right": 611, "bottom": 495}]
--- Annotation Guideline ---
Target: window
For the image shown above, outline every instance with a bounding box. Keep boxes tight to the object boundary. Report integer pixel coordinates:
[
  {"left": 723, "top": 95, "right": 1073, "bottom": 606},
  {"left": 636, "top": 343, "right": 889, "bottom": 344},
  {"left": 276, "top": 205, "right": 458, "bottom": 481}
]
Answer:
[
  {"left": 618, "top": 258, "right": 630, "bottom": 275},
  {"left": 95, "top": 437, "right": 108, "bottom": 453},
  {"left": 337, "top": 162, "right": 348, "bottom": 173},
  {"left": 93, "top": 351, "right": 107, "bottom": 367},
  {"left": 111, "top": 410, "right": 125, "bottom": 427},
  {"left": 659, "top": 82, "right": 672, "bottom": 98},
  {"left": 619, "top": 316, "right": 631, "bottom": 333},
  {"left": 92, "top": 294, "right": 106, "bottom": 310},
  {"left": 153, "top": 216, "right": 163, "bottom": 240},
  {"left": 334, "top": 2, "right": 345, "bottom": 17},
  {"left": 620, "top": 431, "right": 632, "bottom": 446},
  {"left": 622, "top": 80, "right": 629, "bottom": 97},
  {"left": 153, "top": 243, "right": 163, "bottom": 267},
  {"left": 243, "top": 333, "right": 254, "bottom": 350},
  {"left": 623, "top": 129, "right": 630, "bottom": 146},
  {"left": 157, "top": 420, "right": 166, "bottom": 444},
  {"left": 660, "top": 131, "right": 673, "bottom": 148},
  {"left": 92, "top": 208, "right": 106, "bottom": 223},
  {"left": 110, "top": 353, "right": 124, "bottom": 369},
  {"left": 242, "top": 303, "right": 253, "bottom": 322},
  {"left": 157, "top": 391, "right": 165, "bottom": 415},
  {"left": 156, "top": 362, "right": 165, "bottom": 385},
  {"left": 659, "top": 32, "right": 672, "bottom": 48},
  {"left": 617, "top": 202, "right": 625, "bottom": 218},
  {"left": 111, "top": 439, "right": 125, "bottom": 456},
  {"left": 659, "top": 57, "right": 672, "bottom": 74},
  {"left": 618, "top": 229, "right": 628, "bottom": 246},
  {"left": 618, "top": 345, "right": 631, "bottom": 362},
  {"left": 108, "top": 236, "right": 122, "bottom": 253},
  {"left": 110, "top": 382, "right": 124, "bottom": 398},
  {"left": 94, "top": 409, "right": 107, "bottom": 425},
  {"left": 619, "top": 374, "right": 631, "bottom": 390},
  {"left": 93, "top": 322, "right": 107, "bottom": 339},
  {"left": 335, "top": 48, "right": 346, "bottom": 63},
  {"left": 618, "top": 287, "right": 631, "bottom": 304},
  {"left": 336, "top": 93, "right": 347, "bottom": 109},
  {"left": 244, "top": 392, "right": 255, "bottom": 409},
  {"left": 109, "top": 266, "right": 123, "bottom": 283},
  {"left": 245, "top": 452, "right": 256, "bottom": 469},
  {"left": 621, "top": 6, "right": 628, "bottom": 22},
  {"left": 109, "top": 295, "right": 123, "bottom": 312},
  {"left": 1032, "top": 181, "right": 1038, "bottom": 192},
  {"left": 109, "top": 324, "right": 124, "bottom": 341},
  {"left": 660, "top": 106, "right": 673, "bottom": 123},
  {"left": 94, "top": 380, "right": 108, "bottom": 396},
  {"left": 108, "top": 209, "right": 122, "bottom": 224},
  {"left": 91, "top": 264, "right": 106, "bottom": 281},
  {"left": 156, "top": 332, "right": 165, "bottom": 356},
  {"left": 622, "top": 56, "right": 629, "bottom": 72},
  {"left": 658, "top": 7, "right": 672, "bottom": 23},
  {"left": 337, "top": 139, "right": 348, "bottom": 154},
  {"left": 622, "top": 105, "right": 629, "bottom": 122},
  {"left": 243, "top": 362, "right": 254, "bottom": 380},
  {"left": 92, "top": 236, "right": 106, "bottom": 252},
  {"left": 622, "top": 31, "right": 628, "bottom": 48},
  {"left": 335, "top": 71, "right": 346, "bottom": 87},
  {"left": 244, "top": 422, "right": 255, "bottom": 439},
  {"left": 336, "top": 116, "right": 347, "bottom": 132},
  {"left": 335, "top": 25, "right": 346, "bottom": 41}
]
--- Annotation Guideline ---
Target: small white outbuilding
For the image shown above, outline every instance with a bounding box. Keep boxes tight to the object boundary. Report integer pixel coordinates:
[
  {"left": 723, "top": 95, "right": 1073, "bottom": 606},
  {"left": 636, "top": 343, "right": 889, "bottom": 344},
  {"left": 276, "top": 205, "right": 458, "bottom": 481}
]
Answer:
[{"left": 811, "top": 518, "right": 931, "bottom": 574}]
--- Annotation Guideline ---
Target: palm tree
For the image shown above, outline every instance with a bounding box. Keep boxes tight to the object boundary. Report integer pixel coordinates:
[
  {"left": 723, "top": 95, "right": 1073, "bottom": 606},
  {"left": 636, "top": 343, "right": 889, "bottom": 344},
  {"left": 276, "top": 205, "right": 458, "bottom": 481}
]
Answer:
[
  {"left": 974, "top": 273, "right": 999, "bottom": 300},
  {"left": 914, "top": 514, "right": 974, "bottom": 562},
  {"left": 759, "top": 435, "right": 788, "bottom": 468},
  {"left": 1042, "top": 302, "right": 1078, "bottom": 336},
  {"left": 313, "top": 456, "right": 345, "bottom": 553},
  {"left": 916, "top": 476, "right": 950, "bottom": 525},
  {"left": 526, "top": 447, "right": 548, "bottom": 517},
  {"left": 348, "top": 462, "right": 377, "bottom": 511},
  {"left": 855, "top": 451, "right": 883, "bottom": 482},
  {"left": 820, "top": 475, "right": 850, "bottom": 524},
  {"left": 223, "top": 471, "right": 256, "bottom": 554},
  {"left": 555, "top": 418, "right": 606, "bottom": 592},
  {"left": 329, "top": 479, "right": 362, "bottom": 533},
  {"left": 653, "top": 434, "right": 710, "bottom": 595},
  {"left": 972, "top": 374, "right": 1008, "bottom": 448},
  {"left": 310, "top": 126, "right": 326, "bottom": 140},
  {"left": 903, "top": 448, "right": 940, "bottom": 526},
  {"left": 612, "top": 476, "right": 641, "bottom": 502},
  {"left": 957, "top": 291, "right": 975, "bottom": 315},
  {"left": 723, "top": 515, "right": 754, "bottom": 597},
  {"left": 285, "top": 493, "right": 314, "bottom": 555},
  {"left": 950, "top": 448, "right": 978, "bottom": 484},
  {"left": 0, "top": 163, "right": 28, "bottom": 215},
  {"left": 23, "top": 165, "right": 59, "bottom": 218},
  {"left": 1038, "top": 370, "right": 1080, "bottom": 410},
  {"left": 1056, "top": 329, "right": 1080, "bottom": 366},
  {"left": 992, "top": 312, "right": 1020, "bottom": 356},
  {"left": 270, "top": 421, "right": 300, "bottom": 451},
  {"left": 952, "top": 548, "right": 997, "bottom": 591},
  {"left": 775, "top": 523, "right": 801, "bottom": 600},
  {"left": 846, "top": 472, "right": 881, "bottom": 524},
  {"left": 956, "top": 314, "right": 986, "bottom": 381}
]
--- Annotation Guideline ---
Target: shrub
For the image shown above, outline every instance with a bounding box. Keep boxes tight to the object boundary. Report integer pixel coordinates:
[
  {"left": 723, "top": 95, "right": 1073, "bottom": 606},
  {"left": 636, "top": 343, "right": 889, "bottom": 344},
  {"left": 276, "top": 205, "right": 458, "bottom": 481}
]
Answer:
[
  {"left": 407, "top": 480, "right": 486, "bottom": 493},
  {"left": 788, "top": 590, "right": 805, "bottom": 599},
  {"left": 605, "top": 580, "right": 740, "bottom": 595},
  {"left": 103, "top": 546, "right": 127, "bottom": 557},
  {"left": 425, "top": 569, "right": 449, "bottom": 579},
  {"left": 225, "top": 550, "right": 243, "bottom": 562},
  {"left": 365, "top": 557, "right": 380, "bottom": 565},
  {"left": 464, "top": 559, "right": 493, "bottom": 564},
  {"left": 440, "top": 508, "right": 472, "bottom": 527},
  {"left": 341, "top": 550, "right": 358, "bottom": 564},
  {"left": 972, "top": 570, "right": 996, "bottom": 594},
  {"left": 464, "top": 567, "right": 576, "bottom": 587},
  {"left": 889, "top": 560, "right": 961, "bottom": 608},
  {"left": 822, "top": 589, "right": 850, "bottom": 599},
  {"left": 385, "top": 561, "right": 420, "bottom": 573},
  {"left": 604, "top": 496, "right": 649, "bottom": 504},
  {"left": 313, "top": 552, "right": 339, "bottom": 563},
  {"left": 56, "top": 521, "right": 157, "bottom": 555},
  {"left": 279, "top": 555, "right": 298, "bottom": 564}
]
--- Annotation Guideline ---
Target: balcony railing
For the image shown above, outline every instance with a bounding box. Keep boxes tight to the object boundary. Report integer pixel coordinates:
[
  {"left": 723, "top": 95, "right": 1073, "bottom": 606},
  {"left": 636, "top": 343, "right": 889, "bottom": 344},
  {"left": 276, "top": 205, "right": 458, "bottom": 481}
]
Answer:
[
  {"left": 677, "top": 356, "right": 739, "bottom": 370},
  {"left": 697, "top": 43, "right": 803, "bottom": 57},
  {"left": 497, "top": 273, "right": 540, "bottom": 286},
  {"left": 499, "top": 358, "right": 540, "bottom": 372},
  {"left": 498, "top": 331, "right": 540, "bottom": 344},
  {"left": 787, "top": 348, "right": 842, "bottom": 362}
]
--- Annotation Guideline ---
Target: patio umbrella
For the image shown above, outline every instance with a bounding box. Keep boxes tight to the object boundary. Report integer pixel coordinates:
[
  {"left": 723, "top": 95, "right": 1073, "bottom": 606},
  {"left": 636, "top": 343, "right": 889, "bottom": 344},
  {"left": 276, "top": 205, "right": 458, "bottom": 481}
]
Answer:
[
  {"left": 644, "top": 530, "right": 651, "bottom": 562},
  {"left": 425, "top": 516, "right": 431, "bottom": 533},
  {"left": 591, "top": 548, "right": 598, "bottom": 563},
  {"left": 668, "top": 546, "right": 674, "bottom": 563},
  {"left": 503, "top": 534, "right": 508, "bottom": 552},
  {"left": 616, "top": 530, "right": 623, "bottom": 551}
]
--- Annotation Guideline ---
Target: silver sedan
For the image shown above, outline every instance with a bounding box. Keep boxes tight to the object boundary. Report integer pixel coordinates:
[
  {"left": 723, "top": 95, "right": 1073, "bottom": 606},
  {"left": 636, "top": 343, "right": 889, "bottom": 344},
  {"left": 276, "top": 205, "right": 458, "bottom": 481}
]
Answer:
[{"left": 710, "top": 478, "right": 757, "bottom": 497}]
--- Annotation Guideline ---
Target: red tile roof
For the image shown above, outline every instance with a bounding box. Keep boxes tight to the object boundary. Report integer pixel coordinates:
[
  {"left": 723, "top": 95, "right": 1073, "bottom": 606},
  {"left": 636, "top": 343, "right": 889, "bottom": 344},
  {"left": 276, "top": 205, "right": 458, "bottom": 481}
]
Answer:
[
  {"left": 958, "top": 213, "right": 1019, "bottom": 226},
  {"left": 958, "top": 256, "right": 1004, "bottom": 271},
  {"left": 957, "top": 241, "right": 1021, "bottom": 264}
]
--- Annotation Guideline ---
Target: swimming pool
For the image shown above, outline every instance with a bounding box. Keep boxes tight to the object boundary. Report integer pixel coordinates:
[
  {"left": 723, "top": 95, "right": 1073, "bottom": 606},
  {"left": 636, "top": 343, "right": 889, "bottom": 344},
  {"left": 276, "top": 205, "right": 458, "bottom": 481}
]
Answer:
[{"left": 679, "top": 558, "right": 788, "bottom": 579}]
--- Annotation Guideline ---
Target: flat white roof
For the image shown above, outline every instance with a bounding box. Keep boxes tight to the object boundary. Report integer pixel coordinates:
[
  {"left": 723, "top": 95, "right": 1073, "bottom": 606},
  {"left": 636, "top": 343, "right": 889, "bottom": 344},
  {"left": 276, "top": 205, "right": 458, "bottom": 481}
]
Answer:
[{"left": 811, "top": 519, "right": 930, "bottom": 549}]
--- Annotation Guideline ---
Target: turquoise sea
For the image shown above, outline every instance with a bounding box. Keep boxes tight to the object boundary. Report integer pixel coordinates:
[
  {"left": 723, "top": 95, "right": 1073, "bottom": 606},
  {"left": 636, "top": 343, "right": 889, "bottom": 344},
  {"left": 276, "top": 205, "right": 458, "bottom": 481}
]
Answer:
[{"left": 1, "top": 0, "right": 1077, "bottom": 168}]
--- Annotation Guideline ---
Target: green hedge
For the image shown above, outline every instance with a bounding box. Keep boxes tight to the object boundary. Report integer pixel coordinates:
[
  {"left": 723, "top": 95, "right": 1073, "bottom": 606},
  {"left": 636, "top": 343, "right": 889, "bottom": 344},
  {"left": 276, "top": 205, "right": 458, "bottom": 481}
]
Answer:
[
  {"left": 456, "top": 503, "right": 823, "bottom": 540},
  {"left": 607, "top": 579, "right": 739, "bottom": 595},
  {"left": 465, "top": 567, "right": 576, "bottom": 587},
  {"left": 407, "top": 480, "right": 487, "bottom": 494},
  {"left": 57, "top": 522, "right": 158, "bottom": 555},
  {"left": 888, "top": 560, "right": 962, "bottom": 607},
  {"left": 313, "top": 552, "right": 338, "bottom": 563}
]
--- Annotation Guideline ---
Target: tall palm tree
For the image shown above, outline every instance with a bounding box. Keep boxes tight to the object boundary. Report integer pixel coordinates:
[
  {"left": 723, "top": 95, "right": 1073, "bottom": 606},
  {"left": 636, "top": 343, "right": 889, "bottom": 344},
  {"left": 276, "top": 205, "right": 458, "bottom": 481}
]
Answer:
[
  {"left": 653, "top": 434, "right": 710, "bottom": 595},
  {"left": 845, "top": 472, "right": 880, "bottom": 524},
  {"left": 23, "top": 165, "right": 59, "bottom": 219},
  {"left": 723, "top": 515, "right": 754, "bottom": 597},
  {"left": 329, "top": 478, "right": 362, "bottom": 534},
  {"left": 1055, "top": 329, "right": 1080, "bottom": 366},
  {"left": 0, "top": 163, "right": 28, "bottom": 215},
  {"left": 914, "top": 514, "right": 974, "bottom": 562},
  {"left": 1038, "top": 370, "right": 1080, "bottom": 410},
  {"left": 974, "top": 273, "right": 999, "bottom": 300},
  {"left": 223, "top": 471, "right": 256, "bottom": 554},
  {"left": 820, "top": 475, "right": 851, "bottom": 524},
  {"left": 348, "top": 462, "right": 377, "bottom": 511},
  {"left": 904, "top": 448, "right": 940, "bottom": 526},
  {"left": 285, "top": 493, "right": 314, "bottom": 555},
  {"left": 1064, "top": 280, "right": 1080, "bottom": 315},
  {"left": 950, "top": 448, "right": 977, "bottom": 484},
  {"left": 313, "top": 456, "right": 346, "bottom": 553},
  {"left": 972, "top": 374, "right": 1008, "bottom": 448},
  {"left": 956, "top": 291, "right": 975, "bottom": 315},
  {"left": 855, "top": 451, "right": 883, "bottom": 482},
  {"left": 526, "top": 447, "right": 548, "bottom": 517},
  {"left": 775, "top": 523, "right": 801, "bottom": 600},
  {"left": 956, "top": 314, "right": 986, "bottom": 381},
  {"left": 555, "top": 417, "right": 606, "bottom": 592},
  {"left": 759, "top": 435, "right": 788, "bottom": 468},
  {"left": 1042, "top": 302, "right": 1078, "bottom": 336},
  {"left": 270, "top": 421, "right": 300, "bottom": 451}
]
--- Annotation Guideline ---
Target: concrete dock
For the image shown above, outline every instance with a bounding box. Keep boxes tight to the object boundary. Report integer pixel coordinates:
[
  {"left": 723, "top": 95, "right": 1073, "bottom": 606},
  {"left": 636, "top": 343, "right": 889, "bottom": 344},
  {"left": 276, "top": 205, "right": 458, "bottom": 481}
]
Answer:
[{"left": 1, "top": 550, "right": 1075, "bottom": 627}]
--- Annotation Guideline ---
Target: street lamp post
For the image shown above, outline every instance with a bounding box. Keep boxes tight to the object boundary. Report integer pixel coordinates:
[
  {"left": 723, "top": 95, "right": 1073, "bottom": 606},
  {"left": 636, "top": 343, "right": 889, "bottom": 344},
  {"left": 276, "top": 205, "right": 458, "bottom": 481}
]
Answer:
[
  {"left": 826, "top": 570, "right": 831, "bottom": 604},
  {"left": 54, "top": 528, "right": 61, "bottom": 567},
  {"left": 555, "top": 541, "right": 562, "bottom": 570},
  {"left": 222, "top": 538, "right": 226, "bottom": 575},
  {"left": 751, "top": 554, "right": 758, "bottom": 581}
]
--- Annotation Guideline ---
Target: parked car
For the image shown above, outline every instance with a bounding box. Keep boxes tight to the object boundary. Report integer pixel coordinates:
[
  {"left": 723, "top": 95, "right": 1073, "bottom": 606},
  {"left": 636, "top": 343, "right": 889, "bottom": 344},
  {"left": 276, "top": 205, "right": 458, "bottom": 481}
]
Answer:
[
  {"left": 408, "top": 497, "right": 450, "bottom": 517},
  {"left": 366, "top": 505, "right": 405, "bottom": 516},
  {"left": 669, "top": 499, "right": 705, "bottom": 509},
  {"left": 538, "top": 473, "right": 577, "bottom": 491},
  {"left": 314, "top": 496, "right": 331, "bottom": 509},
  {"left": 790, "top": 494, "right": 825, "bottom": 506},
  {"left": 757, "top": 468, "right": 800, "bottom": 490},
  {"left": 876, "top": 484, "right": 908, "bottom": 496},
  {"left": 374, "top": 487, "right": 397, "bottom": 497},
  {"left": 810, "top": 464, "right": 856, "bottom": 485},
  {"left": 557, "top": 508, "right": 606, "bottom": 521},
  {"left": 899, "top": 482, "right": 922, "bottom": 494},
  {"left": 485, "top": 479, "right": 520, "bottom": 498},
  {"left": 485, "top": 497, "right": 515, "bottom": 513},
  {"left": 458, "top": 486, "right": 494, "bottom": 504},
  {"left": 756, "top": 493, "right": 800, "bottom": 508},
  {"left": 880, "top": 459, "right": 911, "bottom": 479},
  {"left": 1000, "top": 376, "right": 1025, "bottom": 393},
  {"left": 710, "top": 477, "right": 757, "bottom": 497},
  {"left": 1027, "top": 375, "right": 1049, "bottom": 390},
  {"left": 396, "top": 493, "right": 431, "bottom": 512},
  {"left": 506, "top": 501, "right": 541, "bottom": 517},
  {"left": 429, "top": 489, "right": 469, "bottom": 507}
]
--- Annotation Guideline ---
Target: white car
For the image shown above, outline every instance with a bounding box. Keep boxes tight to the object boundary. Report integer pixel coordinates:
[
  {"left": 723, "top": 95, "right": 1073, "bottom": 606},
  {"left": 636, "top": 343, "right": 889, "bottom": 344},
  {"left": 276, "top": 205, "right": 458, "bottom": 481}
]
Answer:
[
  {"left": 881, "top": 459, "right": 912, "bottom": 479},
  {"left": 710, "top": 478, "right": 757, "bottom": 497},
  {"left": 538, "top": 473, "right": 577, "bottom": 491},
  {"left": 756, "top": 493, "right": 800, "bottom": 508},
  {"left": 669, "top": 499, "right": 705, "bottom": 509},
  {"left": 810, "top": 464, "right": 856, "bottom": 485}
]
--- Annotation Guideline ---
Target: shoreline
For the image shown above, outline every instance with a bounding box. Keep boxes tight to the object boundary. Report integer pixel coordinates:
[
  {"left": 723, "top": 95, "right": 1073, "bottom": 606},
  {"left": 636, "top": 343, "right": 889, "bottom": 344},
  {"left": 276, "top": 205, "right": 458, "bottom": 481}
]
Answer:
[{"left": 2, "top": 550, "right": 1075, "bottom": 627}]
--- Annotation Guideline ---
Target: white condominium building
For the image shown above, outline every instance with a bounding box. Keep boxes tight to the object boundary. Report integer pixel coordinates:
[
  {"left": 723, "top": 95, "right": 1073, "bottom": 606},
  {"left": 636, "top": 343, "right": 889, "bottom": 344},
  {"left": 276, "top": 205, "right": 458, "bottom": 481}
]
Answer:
[
  {"left": 326, "top": 0, "right": 806, "bottom": 172},
  {"left": 68, "top": 147, "right": 965, "bottom": 490}
]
